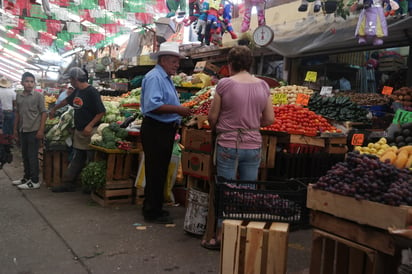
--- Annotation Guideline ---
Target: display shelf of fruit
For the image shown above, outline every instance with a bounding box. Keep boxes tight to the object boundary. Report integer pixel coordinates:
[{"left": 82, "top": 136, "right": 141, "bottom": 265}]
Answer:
[
  {"left": 313, "top": 151, "right": 412, "bottom": 206},
  {"left": 387, "top": 122, "right": 412, "bottom": 147},
  {"left": 181, "top": 87, "right": 213, "bottom": 108},
  {"left": 336, "top": 92, "right": 390, "bottom": 106},
  {"left": 271, "top": 85, "right": 314, "bottom": 106},
  {"left": 44, "top": 95, "right": 57, "bottom": 109},
  {"left": 389, "top": 87, "right": 412, "bottom": 110},
  {"left": 261, "top": 104, "right": 341, "bottom": 136},
  {"left": 354, "top": 137, "right": 412, "bottom": 169}
]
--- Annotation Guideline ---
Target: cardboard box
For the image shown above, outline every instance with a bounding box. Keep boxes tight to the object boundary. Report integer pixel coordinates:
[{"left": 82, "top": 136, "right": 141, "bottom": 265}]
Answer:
[
  {"left": 193, "top": 61, "right": 220, "bottom": 75},
  {"left": 181, "top": 151, "right": 212, "bottom": 179},
  {"left": 181, "top": 127, "right": 213, "bottom": 153},
  {"left": 307, "top": 184, "right": 412, "bottom": 230}
]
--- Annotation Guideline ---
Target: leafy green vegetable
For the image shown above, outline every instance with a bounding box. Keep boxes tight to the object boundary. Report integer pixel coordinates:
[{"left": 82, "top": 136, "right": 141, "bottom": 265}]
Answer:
[{"left": 80, "top": 161, "right": 107, "bottom": 191}]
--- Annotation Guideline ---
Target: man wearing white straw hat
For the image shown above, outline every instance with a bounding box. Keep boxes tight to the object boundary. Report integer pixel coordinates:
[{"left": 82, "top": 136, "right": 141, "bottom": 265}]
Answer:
[
  {"left": 140, "top": 42, "right": 191, "bottom": 224},
  {"left": 0, "top": 76, "right": 16, "bottom": 137}
]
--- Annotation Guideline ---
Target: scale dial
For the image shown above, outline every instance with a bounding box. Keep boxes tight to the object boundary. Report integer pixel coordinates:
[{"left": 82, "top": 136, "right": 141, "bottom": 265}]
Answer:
[{"left": 253, "top": 25, "right": 274, "bottom": 47}]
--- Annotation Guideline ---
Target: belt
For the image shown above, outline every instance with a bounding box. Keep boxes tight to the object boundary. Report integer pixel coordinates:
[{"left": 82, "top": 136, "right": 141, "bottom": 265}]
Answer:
[{"left": 143, "top": 116, "right": 179, "bottom": 129}]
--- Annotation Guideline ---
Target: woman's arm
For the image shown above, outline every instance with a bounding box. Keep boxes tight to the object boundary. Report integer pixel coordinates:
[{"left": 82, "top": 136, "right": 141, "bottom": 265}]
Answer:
[
  {"left": 208, "top": 92, "right": 222, "bottom": 131},
  {"left": 260, "top": 97, "right": 275, "bottom": 127}
]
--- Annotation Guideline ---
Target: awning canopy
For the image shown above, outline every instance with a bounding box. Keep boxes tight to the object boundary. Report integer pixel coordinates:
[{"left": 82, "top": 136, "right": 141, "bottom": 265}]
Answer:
[{"left": 266, "top": 15, "right": 412, "bottom": 58}]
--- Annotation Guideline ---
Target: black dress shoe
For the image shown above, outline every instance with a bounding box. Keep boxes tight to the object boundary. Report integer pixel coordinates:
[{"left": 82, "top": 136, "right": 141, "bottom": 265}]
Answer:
[
  {"left": 144, "top": 215, "right": 174, "bottom": 224},
  {"left": 51, "top": 184, "right": 76, "bottom": 193}
]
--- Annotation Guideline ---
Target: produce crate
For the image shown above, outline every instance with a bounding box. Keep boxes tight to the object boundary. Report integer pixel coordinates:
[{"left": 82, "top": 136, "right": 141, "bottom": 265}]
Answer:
[
  {"left": 221, "top": 220, "right": 289, "bottom": 274},
  {"left": 181, "top": 127, "right": 213, "bottom": 154},
  {"left": 91, "top": 186, "right": 134, "bottom": 207},
  {"left": 310, "top": 229, "right": 385, "bottom": 274},
  {"left": 90, "top": 145, "right": 141, "bottom": 206},
  {"left": 42, "top": 149, "right": 69, "bottom": 187},
  {"left": 278, "top": 134, "right": 325, "bottom": 147},
  {"left": 216, "top": 177, "right": 309, "bottom": 228},
  {"left": 110, "top": 82, "right": 129, "bottom": 92},
  {"left": 324, "top": 137, "right": 348, "bottom": 154},
  {"left": 268, "top": 152, "right": 345, "bottom": 179},
  {"left": 181, "top": 151, "right": 213, "bottom": 180},
  {"left": 307, "top": 185, "right": 412, "bottom": 230},
  {"left": 378, "top": 56, "right": 406, "bottom": 72}
]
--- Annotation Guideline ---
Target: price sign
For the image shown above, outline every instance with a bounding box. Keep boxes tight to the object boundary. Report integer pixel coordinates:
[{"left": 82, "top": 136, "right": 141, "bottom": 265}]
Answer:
[
  {"left": 351, "top": 133, "right": 365, "bottom": 146},
  {"left": 381, "top": 86, "right": 393, "bottom": 95},
  {"left": 320, "top": 86, "right": 333, "bottom": 96},
  {"left": 296, "top": 93, "right": 310, "bottom": 106},
  {"left": 272, "top": 93, "right": 288, "bottom": 105},
  {"left": 393, "top": 109, "right": 412, "bottom": 125},
  {"left": 304, "top": 71, "right": 317, "bottom": 82}
]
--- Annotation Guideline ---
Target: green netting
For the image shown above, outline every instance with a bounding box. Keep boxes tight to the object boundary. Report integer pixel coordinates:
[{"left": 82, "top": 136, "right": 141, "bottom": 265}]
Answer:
[
  {"left": 67, "top": 4, "right": 80, "bottom": 14},
  {"left": 77, "top": 0, "right": 97, "bottom": 9},
  {"left": 30, "top": 5, "right": 48, "bottom": 19},
  {"left": 124, "top": 0, "right": 147, "bottom": 12},
  {"left": 25, "top": 18, "right": 46, "bottom": 31},
  {"left": 57, "top": 31, "right": 73, "bottom": 42},
  {"left": 54, "top": 39, "right": 66, "bottom": 49},
  {"left": 95, "top": 15, "right": 114, "bottom": 24}
]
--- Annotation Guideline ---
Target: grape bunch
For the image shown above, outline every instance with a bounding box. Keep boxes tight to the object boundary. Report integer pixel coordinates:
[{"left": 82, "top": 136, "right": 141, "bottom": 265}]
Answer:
[{"left": 313, "top": 151, "right": 412, "bottom": 206}]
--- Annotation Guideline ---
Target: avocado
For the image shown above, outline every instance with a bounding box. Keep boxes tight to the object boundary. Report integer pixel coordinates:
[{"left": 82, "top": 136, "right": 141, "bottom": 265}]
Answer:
[
  {"left": 401, "top": 122, "right": 412, "bottom": 130},
  {"left": 405, "top": 136, "right": 412, "bottom": 143},
  {"left": 402, "top": 128, "right": 411, "bottom": 137},
  {"left": 397, "top": 142, "right": 406, "bottom": 147},
  {"left": 395, "top": 135, "right": 404, "bottom": 143}
]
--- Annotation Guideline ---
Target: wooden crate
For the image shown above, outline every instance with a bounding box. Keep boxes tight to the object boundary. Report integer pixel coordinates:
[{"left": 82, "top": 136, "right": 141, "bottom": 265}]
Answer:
[
  {"left": 325, "top": 137, "right": 348, "bottom": 154},
  {"left": 307, "top": 185, "right": 412, "bottom": 230},
  {"left": 181, "top": 127, "right": 213, "bottom": 153},
  {"left": 278, "top": 134, "right": 325, "bottom": 147},
  {"left": 221, "top": 220, "right": 289, "bottom": 274},
  {"left": 311, "top": 211, "right": 396, "bottom": 256},
  {"left": 42, "top": 150, "right": 69, "bottom": 187},
  {"left": 91, "top": 185, "right": 134, "bottom": 207},
  {"left": 135, "top": 186, "right": 145, "bottom": 206},
  {"left": 260, "top": 134, "right": 277, "bottom": 180},
  {"left": 310, "top": 229, "right": 384, "bottom": 274},
  {"left": 90, "top": 145, "right": 141, "bottom": 206}
]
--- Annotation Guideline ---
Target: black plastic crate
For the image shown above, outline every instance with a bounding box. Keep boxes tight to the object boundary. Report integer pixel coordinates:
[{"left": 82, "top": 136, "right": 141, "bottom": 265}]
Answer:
[
  {"left": 268, "top": 152, "right": 345, "bottom": 179},
  {"left": 216, "top": 177, "right": 309, "bottom": 228}
]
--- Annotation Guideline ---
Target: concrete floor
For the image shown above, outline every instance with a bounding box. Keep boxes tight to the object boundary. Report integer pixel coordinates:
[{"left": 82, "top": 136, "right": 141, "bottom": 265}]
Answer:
[{"left": 0, "top": 148, "right": 311, "bottom": 274}]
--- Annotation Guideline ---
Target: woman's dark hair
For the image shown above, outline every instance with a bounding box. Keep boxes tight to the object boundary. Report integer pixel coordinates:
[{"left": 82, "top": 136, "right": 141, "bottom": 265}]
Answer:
[
  {"left": 227, "top": 46, "right": 253, "bottom": 73},
  {"left": 21, "top": 72, "right": 35, "bottom": 82}
]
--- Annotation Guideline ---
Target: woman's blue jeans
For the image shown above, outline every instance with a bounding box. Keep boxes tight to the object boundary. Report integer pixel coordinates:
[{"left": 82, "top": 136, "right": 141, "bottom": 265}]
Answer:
[{"left": 216, "top": 144, "right": 261, "bottom": 181}]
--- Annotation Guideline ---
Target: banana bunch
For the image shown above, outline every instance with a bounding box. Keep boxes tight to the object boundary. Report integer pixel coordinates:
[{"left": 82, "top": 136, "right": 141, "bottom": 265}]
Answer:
[{"left": 44, "top": 95, "right": 57, "bottom": 109}]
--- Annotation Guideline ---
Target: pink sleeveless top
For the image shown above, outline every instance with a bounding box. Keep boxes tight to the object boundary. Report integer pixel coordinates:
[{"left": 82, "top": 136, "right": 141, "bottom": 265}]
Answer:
[{"left": 215, "top": 77, "right": 270, "bottom": 149}]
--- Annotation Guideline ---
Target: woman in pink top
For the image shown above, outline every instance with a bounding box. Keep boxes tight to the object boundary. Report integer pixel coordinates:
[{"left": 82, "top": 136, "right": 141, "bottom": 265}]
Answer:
[
  {"left": 203, "top": 46, "right": 274, "bottom": 250},
  {"left": 208, "top": 45, "right": 274, "bottom": 181}
]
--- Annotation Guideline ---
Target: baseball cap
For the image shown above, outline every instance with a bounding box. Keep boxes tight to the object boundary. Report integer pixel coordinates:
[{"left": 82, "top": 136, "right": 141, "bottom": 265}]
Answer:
[{"left": 62, "top": 67, "right": 87, "bottom": 80}]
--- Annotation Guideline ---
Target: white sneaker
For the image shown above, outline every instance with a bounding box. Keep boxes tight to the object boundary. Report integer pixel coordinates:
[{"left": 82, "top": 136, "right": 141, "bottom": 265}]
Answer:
[
  {"left": 17, "top": 180, "right": 40, "bottom": 190},
  {"left": 12, "top": 178, "right": 28, "bottom": 186}
]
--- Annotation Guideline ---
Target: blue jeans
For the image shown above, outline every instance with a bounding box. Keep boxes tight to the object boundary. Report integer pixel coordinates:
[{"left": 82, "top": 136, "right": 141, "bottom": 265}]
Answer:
[
  {"left": 216, "top": 144, "right": 261, "bottom": 181},
  {"left": 2, "top": 111, "right": 15, "bottom": 135}
]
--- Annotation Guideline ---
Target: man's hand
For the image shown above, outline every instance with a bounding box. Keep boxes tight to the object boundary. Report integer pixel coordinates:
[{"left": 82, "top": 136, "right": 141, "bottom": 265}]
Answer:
[
  {"left": 48, "top": 109, "right": 56, "bottom": 119},
  {"left": 36, "top": 130, "right": 44, "bottom": 140},
  {"left": 178, "top": 106, "right": 192, "bottom": 117},
  {"left": 82, "top": 125, "right": 93, "bottom": 136},
  {"left": 13, "top": 130, "right": 19, "bottom": 142},
  {"left": 0, "top": 129, "right": 3, "bottom": 135}
]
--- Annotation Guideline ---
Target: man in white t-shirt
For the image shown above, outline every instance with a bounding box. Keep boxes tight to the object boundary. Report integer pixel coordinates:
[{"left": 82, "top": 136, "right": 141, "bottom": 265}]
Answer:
[{"left": 0, "top": 77, "right": 16, "bottom": 136}]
